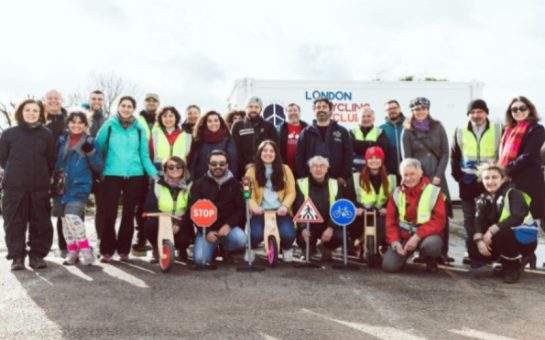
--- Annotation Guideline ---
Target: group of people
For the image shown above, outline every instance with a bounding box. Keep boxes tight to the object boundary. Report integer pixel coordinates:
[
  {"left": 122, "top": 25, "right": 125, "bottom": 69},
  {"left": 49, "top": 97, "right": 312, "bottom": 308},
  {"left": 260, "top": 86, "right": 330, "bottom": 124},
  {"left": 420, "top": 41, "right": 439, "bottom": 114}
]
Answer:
[{"left": 1, "top": 89, "right": 543, "bottom": 284}]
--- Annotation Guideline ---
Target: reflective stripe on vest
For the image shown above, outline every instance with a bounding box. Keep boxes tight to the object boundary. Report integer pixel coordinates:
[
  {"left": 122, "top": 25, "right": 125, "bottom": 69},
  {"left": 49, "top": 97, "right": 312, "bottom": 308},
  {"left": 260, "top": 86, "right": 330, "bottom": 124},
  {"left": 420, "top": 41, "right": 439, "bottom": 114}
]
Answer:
[
  {"left": 152, "top": 129, "right": 192, "bottom": 163},
  {"left": 455, "top": 123, "right": 501, "bottom": 175},
  {"left": 154, "top": 182, "right": 189, "bottom": 215},
  {"left": 352, "top": 126, "right": 382, "bottom": 142},
  {"left": 352, "top": 173, "right": 397, "bottom": 208},
  {"left": 297, "top": 178, "right": 338, "bottom": 208},
  {"left": 137, "top": 115, "right": 159, "bottom": 140},
  {"left": 392, "top": 184, "right": 441, "bottom": 234},
  {"left": 499, "top": 189, "right": 534, "bottom": 225}
]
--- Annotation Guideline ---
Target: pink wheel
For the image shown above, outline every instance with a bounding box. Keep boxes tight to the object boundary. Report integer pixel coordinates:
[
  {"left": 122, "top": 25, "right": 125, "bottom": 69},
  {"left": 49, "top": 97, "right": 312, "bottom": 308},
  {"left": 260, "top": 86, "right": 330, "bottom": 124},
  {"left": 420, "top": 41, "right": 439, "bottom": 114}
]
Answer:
[{"left": 267, "top": 236, "right": 278, "bottom": 267}]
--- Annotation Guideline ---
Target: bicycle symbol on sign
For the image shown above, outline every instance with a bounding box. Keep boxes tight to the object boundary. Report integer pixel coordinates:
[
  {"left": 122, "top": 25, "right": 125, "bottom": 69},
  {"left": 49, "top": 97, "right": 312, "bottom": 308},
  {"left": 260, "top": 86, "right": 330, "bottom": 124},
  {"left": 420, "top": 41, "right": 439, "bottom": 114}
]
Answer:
[{"left": 332, "top": 206, "right": 354, "bottom": 219}]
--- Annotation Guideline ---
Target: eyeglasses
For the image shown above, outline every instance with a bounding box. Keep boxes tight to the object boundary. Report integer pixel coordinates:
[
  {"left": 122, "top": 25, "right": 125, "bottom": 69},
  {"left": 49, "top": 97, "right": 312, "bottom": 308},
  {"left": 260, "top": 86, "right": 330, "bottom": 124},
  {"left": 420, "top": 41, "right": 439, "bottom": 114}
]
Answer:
[
  {"left": 511, "top": 105, "right": 528, "bottom": 113},
  {"left": 209, "top": 161, "right": 227, "bottom": 167},
  {"left": 166, "top": 165, "right": 183, "bottom": 170}
]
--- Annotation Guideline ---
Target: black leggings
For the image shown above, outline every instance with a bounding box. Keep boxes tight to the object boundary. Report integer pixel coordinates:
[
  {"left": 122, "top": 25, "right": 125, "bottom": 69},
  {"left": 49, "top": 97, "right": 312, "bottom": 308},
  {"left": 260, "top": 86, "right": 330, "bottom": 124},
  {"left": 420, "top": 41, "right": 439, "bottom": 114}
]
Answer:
[
  {"left": 100, "top": 176, "right": 146, "bottom": 255},
  {"left": 468, "top": 226, "right": 537, "bottom": 263}
]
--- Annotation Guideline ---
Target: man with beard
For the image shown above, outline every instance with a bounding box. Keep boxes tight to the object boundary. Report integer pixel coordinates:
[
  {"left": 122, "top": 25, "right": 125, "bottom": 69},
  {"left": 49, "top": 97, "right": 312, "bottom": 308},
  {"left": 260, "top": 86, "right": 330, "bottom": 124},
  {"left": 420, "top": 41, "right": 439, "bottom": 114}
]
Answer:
[
  {"left": 181, "top": 150, "right": 247, "bottom": 265},
  {"left": 231, "top": 96, "right": 279, "bottom": 176},
  {"left": 379, "top": 100, "right": 406, "bottom": 179},
  {"left": 132, "top": 93, "right": 160, "bottom": 255},
  {"left": 88, "top": 90, "right": 106, "bottom": 137},
  {"left": 278, "top": 103, "right": 308, "bottom": 175},
  {"left": 295, "top": 98, "right": 353, "bottom": 185}
]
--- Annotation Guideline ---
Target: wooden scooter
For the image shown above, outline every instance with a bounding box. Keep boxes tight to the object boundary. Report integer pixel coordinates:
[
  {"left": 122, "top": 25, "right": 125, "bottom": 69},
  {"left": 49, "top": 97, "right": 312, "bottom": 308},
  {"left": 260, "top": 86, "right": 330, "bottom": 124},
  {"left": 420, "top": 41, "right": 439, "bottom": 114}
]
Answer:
[
  {"left": 142, "top": 212, "right": 178, "bottom": 273},
  {"left": 263, "top": 210, "right": 281, "bottom": 267}
]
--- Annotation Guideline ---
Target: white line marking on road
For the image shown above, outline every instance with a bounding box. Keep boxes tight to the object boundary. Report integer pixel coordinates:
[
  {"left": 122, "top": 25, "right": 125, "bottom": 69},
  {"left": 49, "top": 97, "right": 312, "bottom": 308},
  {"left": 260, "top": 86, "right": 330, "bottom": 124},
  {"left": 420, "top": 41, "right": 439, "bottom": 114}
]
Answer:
[
  {"left": 33, "top": 273, "right": 54, "bottom": 286},
  {"left": 259, "top": 332, "right": 281, "bottom": 340},
  {"left": 101, "top": 264, "right": 150, "bottom": 288},
  {"left": 449, "top": 328, "right": 516, "bottom": 340},
  {"left": 302, "top": 308, "right": 427, "bottom": 340},
  {"left": 119, "top": 261, "right": 156, "bottom": 274}
]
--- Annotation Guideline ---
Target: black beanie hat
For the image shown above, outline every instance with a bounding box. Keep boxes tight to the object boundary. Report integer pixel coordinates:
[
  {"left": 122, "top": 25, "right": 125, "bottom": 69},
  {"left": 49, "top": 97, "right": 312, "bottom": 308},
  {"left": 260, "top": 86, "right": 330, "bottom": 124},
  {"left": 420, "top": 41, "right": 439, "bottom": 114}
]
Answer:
[{"left": 467, "top": 99, "right": 489, "bottom": 115}]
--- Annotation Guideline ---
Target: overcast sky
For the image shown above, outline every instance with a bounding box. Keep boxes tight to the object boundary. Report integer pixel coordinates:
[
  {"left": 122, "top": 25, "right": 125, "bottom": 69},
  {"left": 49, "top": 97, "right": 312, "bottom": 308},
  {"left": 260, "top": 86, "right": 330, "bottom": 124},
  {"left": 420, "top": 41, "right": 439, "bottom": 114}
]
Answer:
[{"left": 0, "top": 0, "right": 543, "bottom": 117}]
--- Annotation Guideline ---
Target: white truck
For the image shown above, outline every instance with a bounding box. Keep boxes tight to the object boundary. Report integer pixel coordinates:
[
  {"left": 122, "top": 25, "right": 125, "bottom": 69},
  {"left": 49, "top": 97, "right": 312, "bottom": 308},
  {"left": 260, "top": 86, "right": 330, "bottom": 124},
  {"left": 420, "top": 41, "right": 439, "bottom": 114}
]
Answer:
[{"left": 227, "top": 78, "right": 486, "bottom": 200}]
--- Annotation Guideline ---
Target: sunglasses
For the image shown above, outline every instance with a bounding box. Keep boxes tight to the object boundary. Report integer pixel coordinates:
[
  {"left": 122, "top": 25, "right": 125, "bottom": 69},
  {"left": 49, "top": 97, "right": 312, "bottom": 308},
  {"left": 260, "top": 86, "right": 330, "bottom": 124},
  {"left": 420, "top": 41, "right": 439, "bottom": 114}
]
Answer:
[
  {"left": 511, "top": 105, "right": 528, "bottom": 113},
  {"left": 209, "top": 161, "right": 227, "bottom": 167},
  {"left": 166, "top": 165, "right": 183, "bottom": 171}
]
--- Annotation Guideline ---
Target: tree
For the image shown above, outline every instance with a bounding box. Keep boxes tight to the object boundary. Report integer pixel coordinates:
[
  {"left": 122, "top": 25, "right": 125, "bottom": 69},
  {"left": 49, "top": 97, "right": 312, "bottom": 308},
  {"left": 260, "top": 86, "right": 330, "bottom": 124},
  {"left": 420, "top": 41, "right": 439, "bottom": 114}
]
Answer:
[{"left": 67, "top": 73, "right": 140, "bottom": 116}]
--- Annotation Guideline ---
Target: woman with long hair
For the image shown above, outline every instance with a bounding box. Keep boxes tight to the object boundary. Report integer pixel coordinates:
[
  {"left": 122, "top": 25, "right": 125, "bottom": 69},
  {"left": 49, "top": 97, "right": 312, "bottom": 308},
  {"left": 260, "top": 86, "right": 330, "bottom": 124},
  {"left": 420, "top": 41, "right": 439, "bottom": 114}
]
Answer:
[
  {"left": 344, "top": 146, "right": 396, "bottom": 265},
  {"left": 187, "top": 110, "right": 238, "bottom": 180},
  {"left": 244, "top": 140, "right": 296, "bottom": 263},
  {"left": 498, "top": 96, "right": 545, "bottom": 222},
  {"left": 95, "top": 96, "right": 158, "bottom": 262}
]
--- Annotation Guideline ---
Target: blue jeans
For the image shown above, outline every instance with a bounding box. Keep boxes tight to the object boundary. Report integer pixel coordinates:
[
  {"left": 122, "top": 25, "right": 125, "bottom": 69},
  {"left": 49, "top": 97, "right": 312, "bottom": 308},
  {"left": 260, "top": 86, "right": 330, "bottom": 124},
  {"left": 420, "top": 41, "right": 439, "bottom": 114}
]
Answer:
[
  {"left": 250, "top": 214, "right": 296, "bottom": 250},
  {"left": 193, "top": 226, "right": 247, "bottom": 264}
]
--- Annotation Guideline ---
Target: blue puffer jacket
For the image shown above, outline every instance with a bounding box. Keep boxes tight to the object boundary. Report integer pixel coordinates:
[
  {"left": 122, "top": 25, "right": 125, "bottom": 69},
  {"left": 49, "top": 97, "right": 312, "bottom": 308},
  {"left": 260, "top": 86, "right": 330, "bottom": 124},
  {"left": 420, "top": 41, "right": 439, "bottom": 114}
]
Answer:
[
  {"left": 95, "top": 116, "right": 158, "bottom": 178},
  {"left": 54, "top": 133, "right": 104, "bottom": 204}
]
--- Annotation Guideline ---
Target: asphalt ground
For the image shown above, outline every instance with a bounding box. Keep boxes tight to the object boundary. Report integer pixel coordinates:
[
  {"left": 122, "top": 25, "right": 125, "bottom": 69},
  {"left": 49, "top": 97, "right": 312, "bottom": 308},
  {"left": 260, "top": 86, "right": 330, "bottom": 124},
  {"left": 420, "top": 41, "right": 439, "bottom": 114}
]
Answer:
[{"left": 1, "top": 209, "right": 545, "bottom": 340}]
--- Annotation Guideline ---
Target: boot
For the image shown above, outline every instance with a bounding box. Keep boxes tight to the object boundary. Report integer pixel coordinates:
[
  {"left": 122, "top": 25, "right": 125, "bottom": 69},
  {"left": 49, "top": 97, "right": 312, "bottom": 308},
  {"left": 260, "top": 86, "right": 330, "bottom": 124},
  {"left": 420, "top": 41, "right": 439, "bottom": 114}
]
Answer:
[
  {"left": 11, "top": 256, "right": 25, "bottom": 271},
  {"left": 521, "top": 253, "right": 537, "bottom": 270},
  {"left": 29, "top": 256, "right": 47, "bottom": 269},
  {"left": 503, "top": 259, "right": 521, "bottom": 284}
]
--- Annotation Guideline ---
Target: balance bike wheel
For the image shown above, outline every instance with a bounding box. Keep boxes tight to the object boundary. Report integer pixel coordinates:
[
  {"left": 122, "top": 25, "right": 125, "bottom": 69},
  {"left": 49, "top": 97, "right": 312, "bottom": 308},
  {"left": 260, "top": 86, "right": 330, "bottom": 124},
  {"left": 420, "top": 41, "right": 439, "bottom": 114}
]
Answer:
[
  {"left": 366, "top": 236, "right": 376, "bottom": 268},
  {"left": 160, "top": 240, "right": 175, "bottom": 273},
  {"left": 267, "top": 236, "right": 278, "bottom": 267}
]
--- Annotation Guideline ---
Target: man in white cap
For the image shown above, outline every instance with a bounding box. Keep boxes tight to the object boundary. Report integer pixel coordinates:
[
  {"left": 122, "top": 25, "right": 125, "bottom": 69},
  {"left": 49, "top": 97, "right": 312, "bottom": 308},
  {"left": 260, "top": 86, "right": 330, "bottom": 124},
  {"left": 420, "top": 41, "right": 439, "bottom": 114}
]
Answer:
[
  {"left": 231, "top": 96, "right": 279, "bottom": 176},
  {"left": 137, "top": 93, "right": 160, "bottom": 139}
]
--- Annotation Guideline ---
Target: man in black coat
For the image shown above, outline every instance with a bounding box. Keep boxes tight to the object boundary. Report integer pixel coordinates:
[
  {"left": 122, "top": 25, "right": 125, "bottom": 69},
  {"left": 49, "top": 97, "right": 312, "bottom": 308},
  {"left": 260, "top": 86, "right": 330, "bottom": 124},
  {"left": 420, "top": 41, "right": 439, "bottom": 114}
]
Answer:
[
  {"left": 43, "top": 89, "right": 68, "bottom": 256},
  {"left": 231, "top": 96, "right": 279, "bottom": 177},
  {"left": 181, "top": 150, "right": 247, "bottom": 265},
  {"left": 295, "top": 98, "right": 354, "bottom": 185}
]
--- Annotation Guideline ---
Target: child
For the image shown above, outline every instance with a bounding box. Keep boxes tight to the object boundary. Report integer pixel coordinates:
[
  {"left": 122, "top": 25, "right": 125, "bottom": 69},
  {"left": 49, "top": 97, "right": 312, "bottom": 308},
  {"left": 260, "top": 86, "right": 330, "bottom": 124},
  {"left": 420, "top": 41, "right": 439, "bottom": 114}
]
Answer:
[{"left": 53, "top": 111, "right": 103, "bottom": 265}]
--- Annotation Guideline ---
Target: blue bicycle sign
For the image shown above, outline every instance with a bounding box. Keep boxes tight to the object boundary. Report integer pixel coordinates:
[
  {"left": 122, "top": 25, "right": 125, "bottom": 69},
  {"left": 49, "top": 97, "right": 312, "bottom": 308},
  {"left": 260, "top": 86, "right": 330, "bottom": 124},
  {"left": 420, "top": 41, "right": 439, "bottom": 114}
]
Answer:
[{"left": 330, "top": 199, "right": 356, "bottom": 226}]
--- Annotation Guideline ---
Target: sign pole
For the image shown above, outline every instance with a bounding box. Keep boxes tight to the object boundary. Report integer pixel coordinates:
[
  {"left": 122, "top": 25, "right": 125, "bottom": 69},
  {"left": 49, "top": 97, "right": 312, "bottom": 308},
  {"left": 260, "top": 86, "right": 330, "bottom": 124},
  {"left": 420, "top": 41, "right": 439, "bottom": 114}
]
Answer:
[
  {"left": 330, "top": 199, "right": 359, "bottom": 271},
  {"left": 238, "top": 177, "right": 264, "bottom": 272},
  {"left": 293, "top": 198, "right": 323, "bottom": 269},
  {"left": 305, "top": 222, "right": 310, "bottom": 264},
  {"left": 190, "top": 199, "right": 218, "bottom": 271}
]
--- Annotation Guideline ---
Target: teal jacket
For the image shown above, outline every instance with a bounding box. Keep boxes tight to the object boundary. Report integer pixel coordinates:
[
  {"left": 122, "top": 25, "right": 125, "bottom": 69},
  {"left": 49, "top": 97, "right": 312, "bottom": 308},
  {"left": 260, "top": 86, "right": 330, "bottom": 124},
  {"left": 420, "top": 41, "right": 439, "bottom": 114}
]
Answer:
[{"left": 95, "top": 116, "right": 158, "bottom": 178}]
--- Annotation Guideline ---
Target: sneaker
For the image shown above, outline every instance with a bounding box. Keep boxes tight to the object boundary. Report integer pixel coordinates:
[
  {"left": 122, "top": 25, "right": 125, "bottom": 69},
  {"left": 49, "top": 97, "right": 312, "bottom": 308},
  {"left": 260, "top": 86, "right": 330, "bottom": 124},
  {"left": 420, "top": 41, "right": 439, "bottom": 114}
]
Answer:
[
  {"left": 119, "top": 253, "right": 130, "bottom": 262},
  {"left": 11, "top": 257, "right": 25, "bottom": 271},
  {"left": 100, "top": 254, "right": 113, "bottom": 263},
  {"left": 282, "top": 248, "right": 294, "bottom": 263},
  {"left": 131, "top": 243, "right": 148, "bottom": 257},
  {"left": 63, "top": 251, "right": 79, "bottom": 266},
  {"left": 81, "top": 248, "right": 95, "bottom": 266},
  {"left": 59, "top": 249, "right": 68, "bottom": 258},
  {"left": 29, "top": 256, "right": 47, "bottom": 269},
  {"left": 177, "top": 249, "right": 189, "bottom": 262},
  {"left": 244, "top": 249, "right": 255, "bottom": 263}
]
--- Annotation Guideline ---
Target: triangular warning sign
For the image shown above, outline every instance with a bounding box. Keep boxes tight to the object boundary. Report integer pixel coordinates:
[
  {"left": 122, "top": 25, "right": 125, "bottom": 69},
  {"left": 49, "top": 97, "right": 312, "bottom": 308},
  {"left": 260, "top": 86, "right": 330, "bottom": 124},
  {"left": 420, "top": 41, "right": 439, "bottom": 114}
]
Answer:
[{"left": 293, "top": 197, "right": 324, "bottom": 224}]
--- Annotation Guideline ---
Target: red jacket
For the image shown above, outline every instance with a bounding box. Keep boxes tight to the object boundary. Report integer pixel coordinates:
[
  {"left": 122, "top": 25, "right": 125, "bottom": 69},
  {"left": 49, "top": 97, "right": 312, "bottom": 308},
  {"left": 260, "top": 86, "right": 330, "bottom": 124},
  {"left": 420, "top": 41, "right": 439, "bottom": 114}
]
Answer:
[
  {"left": 385, "top": 177, "right": 446, "bottom": 244},
  {"left": 148, "top": 129, "right": 183, "bottom": 161}
]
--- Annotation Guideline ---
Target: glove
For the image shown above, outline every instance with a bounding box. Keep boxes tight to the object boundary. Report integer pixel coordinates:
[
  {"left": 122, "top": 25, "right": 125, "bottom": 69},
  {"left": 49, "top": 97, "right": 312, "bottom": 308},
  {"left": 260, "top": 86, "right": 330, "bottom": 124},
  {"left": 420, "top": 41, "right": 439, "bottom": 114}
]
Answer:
[{"left": 81, "top": 141, "right": 95, "bottom": 154}]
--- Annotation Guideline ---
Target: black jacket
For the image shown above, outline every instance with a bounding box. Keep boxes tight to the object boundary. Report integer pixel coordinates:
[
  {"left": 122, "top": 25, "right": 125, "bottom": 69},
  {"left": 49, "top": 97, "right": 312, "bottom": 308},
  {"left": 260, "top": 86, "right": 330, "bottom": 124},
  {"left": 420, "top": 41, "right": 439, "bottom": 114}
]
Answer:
[
  {"left": 231, "top": 117, "right": 279, "bottom": 176},
  {"left": 278, "top": 120, "right": 308, "bottom": 164},
  {"left": 350, "top": 126, "right": 394, "bottom": 173},
  {"left": 295, "top": 120, "right": 353, "bottom": 180},
  {"left": 89, "top": 110, "right": 107, "bottom": 138},
  {"left": 45, "top": 108, "right": 67, "bottom": 146},
  {"left": 0, "top": 123, "right": 55, "bottom": 191},
  {"left": 293, "top": 176, "right": 341, "bottom": 229},
  {"left": 181, "top": 172, "right": 245, "bottom": 234},
  {"left": 503, "top": 122, "right": 545, "bottom": 219},
  {"left": 474, "top": 183, "right": 529, "bottom": 236}
]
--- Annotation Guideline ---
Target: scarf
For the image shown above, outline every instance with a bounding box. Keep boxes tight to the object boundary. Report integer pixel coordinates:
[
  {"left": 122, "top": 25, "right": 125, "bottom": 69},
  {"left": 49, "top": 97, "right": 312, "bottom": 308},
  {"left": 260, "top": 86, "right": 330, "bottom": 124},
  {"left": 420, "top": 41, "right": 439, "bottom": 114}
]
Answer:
[
  {"left": 412, "top": 118, "right": 430, "bottom": 132},
  {"left": 203, "top": 128, "right": 227, "bottom": 144},
  {"left": 118, "top": 114, "right": 135, "bottom": 129},
  {"left": 499, "top": 121, "right": 530, "bottom": 166}
]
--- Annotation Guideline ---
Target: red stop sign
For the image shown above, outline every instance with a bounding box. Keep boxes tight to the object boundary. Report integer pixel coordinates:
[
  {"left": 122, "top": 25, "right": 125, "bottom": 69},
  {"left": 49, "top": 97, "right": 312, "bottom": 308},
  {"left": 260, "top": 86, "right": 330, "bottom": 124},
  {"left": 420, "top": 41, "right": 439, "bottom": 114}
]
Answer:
[{"left": 190, "top": 199, "right": 218, "bottom": 228}]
